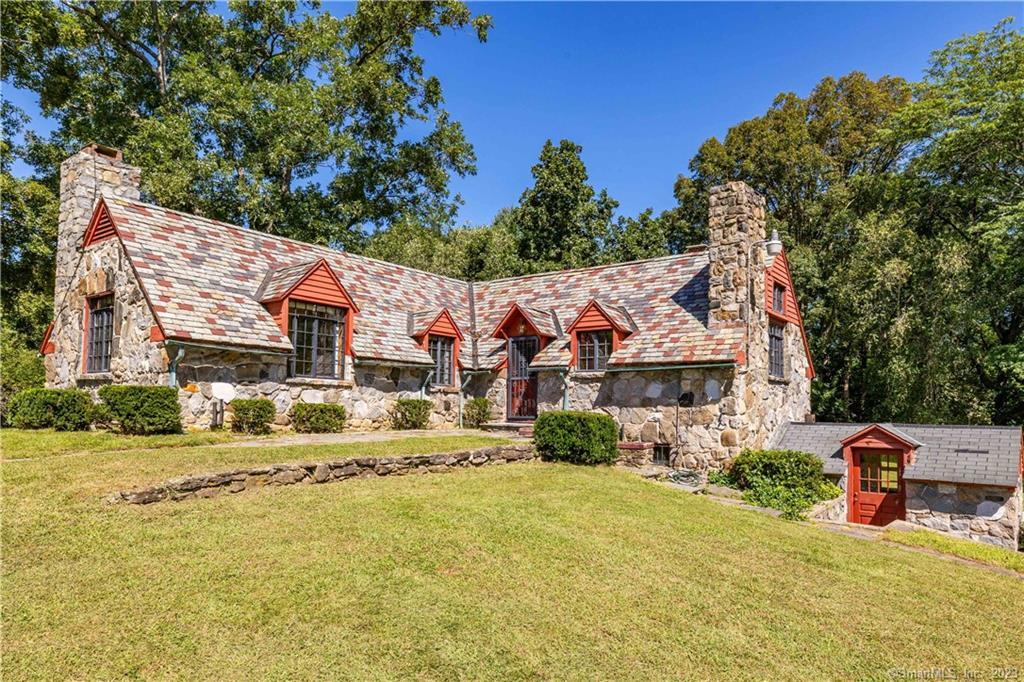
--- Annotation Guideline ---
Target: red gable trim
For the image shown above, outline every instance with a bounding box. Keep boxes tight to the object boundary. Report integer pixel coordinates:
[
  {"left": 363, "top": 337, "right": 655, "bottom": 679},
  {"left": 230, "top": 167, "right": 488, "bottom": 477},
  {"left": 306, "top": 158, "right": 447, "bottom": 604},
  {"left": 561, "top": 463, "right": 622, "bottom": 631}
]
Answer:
[
  {"left": 415, "top": 308, "right": 464, "bottom": 341},
  {"left": 766, "top": 250, "right": 815, "bottom": 379},
  {"left": 490, "top": 302, "right": 554, "bottom": 339},
  {"left": 39, "top": 321, "right": 55, "bottom": 355},
  {"left": 82, "top": 198, "right": 118, "bottom": 247},
  {"left": 266, "top": 258, "right": 360, "bottom": 313},
  {"left": 840, "top": 424, "right": 920, "bottom": 452},
  {"left": 565, "top": 299, "right": 633, "bottom": 335}
]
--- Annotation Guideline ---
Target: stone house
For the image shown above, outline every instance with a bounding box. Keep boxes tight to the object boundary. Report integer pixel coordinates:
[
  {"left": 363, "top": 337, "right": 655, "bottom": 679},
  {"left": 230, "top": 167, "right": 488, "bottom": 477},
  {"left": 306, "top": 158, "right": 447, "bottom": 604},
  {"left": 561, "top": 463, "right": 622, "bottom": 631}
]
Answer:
[
  {"left": 775, "top": 422, "right": 1023, "bottom": 550},
  {"left": 42, "top": 144, "right": 814, "bottom": 469}
]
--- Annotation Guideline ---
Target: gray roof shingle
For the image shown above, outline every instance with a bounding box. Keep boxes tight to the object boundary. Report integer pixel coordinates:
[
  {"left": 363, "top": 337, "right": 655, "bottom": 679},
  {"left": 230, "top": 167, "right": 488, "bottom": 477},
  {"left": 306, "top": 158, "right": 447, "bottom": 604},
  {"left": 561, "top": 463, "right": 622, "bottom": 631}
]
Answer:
[{"left": 772, "top": 422, "right": 1023, "bottom": 488}]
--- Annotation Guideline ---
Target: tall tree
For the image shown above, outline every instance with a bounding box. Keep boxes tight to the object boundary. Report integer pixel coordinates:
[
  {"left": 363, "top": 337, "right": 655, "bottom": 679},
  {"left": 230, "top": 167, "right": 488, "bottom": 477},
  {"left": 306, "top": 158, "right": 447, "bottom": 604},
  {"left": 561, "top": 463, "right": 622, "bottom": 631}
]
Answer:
[
  {"left": 510, "top": 139, "right": 619, "bottom": 272},
  {"left": 2, "top": 0, "right": 491, "bottom": 246}
]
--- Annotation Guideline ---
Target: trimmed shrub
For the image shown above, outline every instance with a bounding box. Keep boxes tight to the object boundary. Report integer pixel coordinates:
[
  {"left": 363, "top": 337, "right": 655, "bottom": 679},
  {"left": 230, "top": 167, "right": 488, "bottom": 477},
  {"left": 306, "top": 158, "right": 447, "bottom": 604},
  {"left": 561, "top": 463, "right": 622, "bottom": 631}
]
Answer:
[
  {"left": 533, "top": 411, "right": 618, "bottom": 465},
  {"left": 726, "top": 449, "right": 842, "bottom": 520},
  {"left": 392, "top": 398, "right": 432, "bottom": 430},
  {"left": 88, "top": 402, "right": 115, "bottom": 430},
  {"left": 231, "top": 398, "right": 276, "bottom": 435},
  {"left": 98, "top": 385, "right": 182, "bottom": 435},
  {"left": 292, "top": 403, "right": 347, "bottom": 433},
  {"left": 8, "top": 388, "right": 91, "bottom": 431},
  {"left": 463, "top": 397, "right": 490, "bottom": 428},
  {"left": 52, "top": 389, "right": 92, "bottom": 431}
]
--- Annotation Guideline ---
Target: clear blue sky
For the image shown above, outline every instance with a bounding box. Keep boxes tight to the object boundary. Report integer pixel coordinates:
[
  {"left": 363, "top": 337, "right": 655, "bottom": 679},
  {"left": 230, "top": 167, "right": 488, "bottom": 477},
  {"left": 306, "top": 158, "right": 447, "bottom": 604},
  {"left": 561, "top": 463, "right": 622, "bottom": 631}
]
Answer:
[{"left": 7, "top": 2, "right": 1020, "bottom": 227}]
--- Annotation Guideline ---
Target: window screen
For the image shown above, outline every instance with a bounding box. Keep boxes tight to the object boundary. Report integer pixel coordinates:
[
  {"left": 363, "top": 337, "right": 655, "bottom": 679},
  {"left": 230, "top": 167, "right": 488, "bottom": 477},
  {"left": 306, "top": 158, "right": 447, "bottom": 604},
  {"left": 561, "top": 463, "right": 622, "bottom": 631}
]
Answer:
[
  {"left": 86, "top": 294, "right": 114, "bottom": 373},
  {"left": 578, "top": 330, "right": 612, "bottom": 371},
  {"left": 289, "top": 301, "right": 344, "bottom": 378}
]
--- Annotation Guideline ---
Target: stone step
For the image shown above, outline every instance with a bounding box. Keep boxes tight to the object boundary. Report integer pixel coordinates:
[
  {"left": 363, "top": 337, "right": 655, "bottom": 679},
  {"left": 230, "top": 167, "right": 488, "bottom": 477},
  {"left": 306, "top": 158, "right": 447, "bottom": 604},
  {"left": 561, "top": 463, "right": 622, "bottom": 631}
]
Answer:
[{"left": 482, "top": 421, "right": 534, "bottom": 438}]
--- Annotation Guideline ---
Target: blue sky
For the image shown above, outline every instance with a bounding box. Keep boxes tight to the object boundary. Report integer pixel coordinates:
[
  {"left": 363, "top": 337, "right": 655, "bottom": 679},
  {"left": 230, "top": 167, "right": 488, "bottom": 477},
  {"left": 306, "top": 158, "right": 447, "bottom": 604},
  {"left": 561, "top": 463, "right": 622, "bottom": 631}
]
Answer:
[{"left": 6, "top": 2, "right": 1020, "bottom": 226}]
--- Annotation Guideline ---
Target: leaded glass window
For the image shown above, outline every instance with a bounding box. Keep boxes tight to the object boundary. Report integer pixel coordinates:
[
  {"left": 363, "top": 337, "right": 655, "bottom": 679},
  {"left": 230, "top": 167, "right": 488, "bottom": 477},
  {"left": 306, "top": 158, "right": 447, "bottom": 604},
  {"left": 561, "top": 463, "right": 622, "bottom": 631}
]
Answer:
[
  {"left": 578, "top": 330, "right": 612, "bottom": 371},
  {"left": 428, "top": 335, "right": 454, "bottom": 386},
  {"left": 86, "top": 294, "right": 114, "bottom": 373},
  {"left": 769, "top": 322, "right": 785, "bottom": 379},
  {"left": 289, "top": 301, "right": 345, "bottom": 378}
]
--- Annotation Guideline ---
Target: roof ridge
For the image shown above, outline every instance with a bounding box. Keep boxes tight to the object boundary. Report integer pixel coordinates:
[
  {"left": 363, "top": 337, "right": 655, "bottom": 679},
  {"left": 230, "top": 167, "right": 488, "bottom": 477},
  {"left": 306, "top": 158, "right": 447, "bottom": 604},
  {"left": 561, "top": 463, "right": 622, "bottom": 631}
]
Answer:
[{"left": 476, "top": 247, "right": 708, "bottom": 287}]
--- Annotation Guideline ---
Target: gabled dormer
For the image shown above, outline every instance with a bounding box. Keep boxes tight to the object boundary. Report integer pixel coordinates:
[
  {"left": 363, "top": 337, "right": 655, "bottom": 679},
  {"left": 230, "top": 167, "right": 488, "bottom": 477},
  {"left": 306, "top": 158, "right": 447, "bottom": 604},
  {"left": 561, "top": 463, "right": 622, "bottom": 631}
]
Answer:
[
  {"left": 409, "top": 308, "right": 464, "bottom": 387},
  {"left": 565, "top": 299, "right": 636, "bottom": 371},
  {"left": 490, "top": 302, "right": 560, "bottom": 340},
  {"left": 257, "top": 258, "right": 358, "bottom": 380}
]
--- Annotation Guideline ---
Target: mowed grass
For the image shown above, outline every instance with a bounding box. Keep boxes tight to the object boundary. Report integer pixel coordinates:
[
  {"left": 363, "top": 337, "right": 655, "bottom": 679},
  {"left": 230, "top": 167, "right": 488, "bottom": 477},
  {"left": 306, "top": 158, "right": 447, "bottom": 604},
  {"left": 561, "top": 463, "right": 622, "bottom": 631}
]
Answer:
[
  {"left": 1, "top": 427, "right": 249, "bottom": 459},
  {"left": 883, "top": 528, "right": 1024, "bottom": 574},
  {"left": 4, "top": 435, "right": 1024, "bottom": 679}
]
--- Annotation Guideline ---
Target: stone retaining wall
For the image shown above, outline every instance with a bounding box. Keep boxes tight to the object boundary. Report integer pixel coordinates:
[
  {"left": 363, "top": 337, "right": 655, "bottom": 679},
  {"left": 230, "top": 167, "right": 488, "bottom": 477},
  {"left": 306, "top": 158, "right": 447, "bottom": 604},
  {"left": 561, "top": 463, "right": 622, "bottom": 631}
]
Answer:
[
  {"left": 905, "top": 482, "right": 1021, "bottom": 550},
  {"left": 108, "top": 444, "right": 535, "bottom": 504},
  {"left": 808, "top": 493, "right": 847, "bottom": 522}
]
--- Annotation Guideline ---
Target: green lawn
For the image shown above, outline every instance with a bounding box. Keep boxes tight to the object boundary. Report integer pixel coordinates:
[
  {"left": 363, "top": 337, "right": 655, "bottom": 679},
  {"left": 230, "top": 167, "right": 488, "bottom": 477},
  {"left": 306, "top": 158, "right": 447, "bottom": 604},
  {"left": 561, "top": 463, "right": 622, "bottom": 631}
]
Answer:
[
  {"left": 883, "top": 527, "right": 1024, "bottom": 574},
  {"left": 3, "top": 432, "right": 1023, "bottom": 680},
  {"left": 1, "top": 427, "right": 249, "bottom": 459}
]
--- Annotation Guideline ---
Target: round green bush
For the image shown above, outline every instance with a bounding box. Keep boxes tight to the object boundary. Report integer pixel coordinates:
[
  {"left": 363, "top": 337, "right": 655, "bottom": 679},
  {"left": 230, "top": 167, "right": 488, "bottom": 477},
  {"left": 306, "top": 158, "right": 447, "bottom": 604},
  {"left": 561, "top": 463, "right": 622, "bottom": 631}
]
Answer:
[
  {"left": 98, "top": 385, "right": 182, "bottom": 435},
  {"left": 533, "top": 410, "right": 618, "bottom": 465},
  {"left": 463, "top": 397, "right": 490, "bottom": 428},
  {"left": 231, "top": 398, "right": 276, "bottom": 435},
  {"left": 392, "top": 398, "right": 432, "bottom": 430},
  {"left": 9, "top": 388, "right": 92, "bottom": 431},
  {"left": 292, "top": 403, "right": 347, "bottom": 433},
  {"left": 726, "top": 449, "right": 842, "bottom": 520}
]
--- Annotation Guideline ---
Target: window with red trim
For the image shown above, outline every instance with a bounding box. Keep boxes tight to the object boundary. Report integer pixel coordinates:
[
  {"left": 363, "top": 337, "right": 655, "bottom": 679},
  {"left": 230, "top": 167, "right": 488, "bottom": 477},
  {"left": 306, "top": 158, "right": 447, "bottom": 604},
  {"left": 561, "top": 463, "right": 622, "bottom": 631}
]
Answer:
[
  {"left": 428, "top": 335, "right": 455, "bottom": 386},
  {"left": 86, "top": 294, "right": 115, "bottom": 373},
  {"left": 578, "top": 330, "right": 612, "bottom": 371},
  {"left": 772, "top": 283, "right": 785, "bottom": 314}
]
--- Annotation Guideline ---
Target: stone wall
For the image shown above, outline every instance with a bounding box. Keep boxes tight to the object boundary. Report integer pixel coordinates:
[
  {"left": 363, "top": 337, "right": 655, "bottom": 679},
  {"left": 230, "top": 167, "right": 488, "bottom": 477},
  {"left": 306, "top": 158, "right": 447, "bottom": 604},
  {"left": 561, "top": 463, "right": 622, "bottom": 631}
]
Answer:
[
  {"left": 109, "top": 444, "right": 536, "bottom": 504},
  {"left": 905, "top": 482, "right": 1021, "bottom": 550},
  {"left": 174, "top": 347, "right": 461, "bottom": 430},
  {"left": 47, "top": 236, "right": 168, "bottom": 390},
  {"left": 808, "top": 493, "right": 847, "bottom": 522}
]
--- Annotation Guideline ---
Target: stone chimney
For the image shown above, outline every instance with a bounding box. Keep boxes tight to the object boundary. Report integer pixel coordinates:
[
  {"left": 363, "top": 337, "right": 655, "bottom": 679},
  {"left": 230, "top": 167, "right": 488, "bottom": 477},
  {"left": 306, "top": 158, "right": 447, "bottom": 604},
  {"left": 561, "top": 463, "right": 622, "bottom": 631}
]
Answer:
[
  {"left": 706, "top": 181, "right": 767, "bottom": 327},
  {"left": 56, "top": 144, "right": 141, "bottom": 303}
]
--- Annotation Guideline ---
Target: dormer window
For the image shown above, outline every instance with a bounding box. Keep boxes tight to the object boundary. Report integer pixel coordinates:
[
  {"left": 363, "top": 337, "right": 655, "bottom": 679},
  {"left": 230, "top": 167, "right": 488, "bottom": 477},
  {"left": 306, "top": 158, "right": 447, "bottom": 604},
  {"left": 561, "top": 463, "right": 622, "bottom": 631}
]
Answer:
[
  {"left": 578, "top": 330, "right": 612, "bottom": 371},
  {"left": 772, "top": 283, "right": 785, "bottom": 314},
  {"left": 289, "top": 301, "right": 345, "bottom": 378},
  {"left": 428, "top": 335, "right": 454, "bottom": 386}
]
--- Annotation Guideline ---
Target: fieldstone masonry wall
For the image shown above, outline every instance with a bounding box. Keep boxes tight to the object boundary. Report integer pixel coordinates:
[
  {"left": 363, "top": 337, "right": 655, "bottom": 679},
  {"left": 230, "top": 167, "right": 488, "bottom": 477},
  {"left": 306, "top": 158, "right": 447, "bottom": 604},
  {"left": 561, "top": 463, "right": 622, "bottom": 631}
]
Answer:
[
  {"left": 109, "top": 444, "right": 535, "bottom": 504},
  {"left": 905, "top": 482, "right": 1021, "bottom": 550}
]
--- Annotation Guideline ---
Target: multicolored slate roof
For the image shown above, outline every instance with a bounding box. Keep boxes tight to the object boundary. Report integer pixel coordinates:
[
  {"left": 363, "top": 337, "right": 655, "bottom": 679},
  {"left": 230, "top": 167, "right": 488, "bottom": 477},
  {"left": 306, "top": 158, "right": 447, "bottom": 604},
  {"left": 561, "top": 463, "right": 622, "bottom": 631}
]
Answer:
[
  {"left": 100, "top": 196, "right": 747, "bottom": 370},
  {"left": 772, "top": 422, "right": 1023, "bottom": 488}
]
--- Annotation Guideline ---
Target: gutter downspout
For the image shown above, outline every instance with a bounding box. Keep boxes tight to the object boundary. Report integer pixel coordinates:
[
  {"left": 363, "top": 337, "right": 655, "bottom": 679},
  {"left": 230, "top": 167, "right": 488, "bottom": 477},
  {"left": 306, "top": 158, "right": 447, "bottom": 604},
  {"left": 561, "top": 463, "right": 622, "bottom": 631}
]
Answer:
[
  {"left": 167, "top": 345, "right": 185, "bottom": 388},
  {"left": 457, "top": 371, "right": 474, "bottom": 428},
  {"left": 558, "top": 368, "right": 570, "bottom": 410},
  {"left": 419, "top": 370, "right": 435, "bottom": 399}
]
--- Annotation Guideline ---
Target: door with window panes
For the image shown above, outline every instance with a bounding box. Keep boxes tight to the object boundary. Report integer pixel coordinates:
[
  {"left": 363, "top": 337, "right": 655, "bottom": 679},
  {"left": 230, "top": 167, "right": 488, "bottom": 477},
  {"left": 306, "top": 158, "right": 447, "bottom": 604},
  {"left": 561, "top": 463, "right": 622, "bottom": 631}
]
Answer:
[{"left": 850, "top": 449, "right": 905, "bottom": 525}]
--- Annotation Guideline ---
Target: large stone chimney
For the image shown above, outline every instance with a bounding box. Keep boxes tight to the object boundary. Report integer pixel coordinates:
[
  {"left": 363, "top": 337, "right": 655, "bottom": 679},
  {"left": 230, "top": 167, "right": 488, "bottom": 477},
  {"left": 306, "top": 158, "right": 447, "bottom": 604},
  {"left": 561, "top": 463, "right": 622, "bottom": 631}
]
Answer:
[
  {"left": 706, "top": 181, "right": 767, "bottom": 327},
  {"left": 56, "top": 144, "right": 141, "bottom": 304}
]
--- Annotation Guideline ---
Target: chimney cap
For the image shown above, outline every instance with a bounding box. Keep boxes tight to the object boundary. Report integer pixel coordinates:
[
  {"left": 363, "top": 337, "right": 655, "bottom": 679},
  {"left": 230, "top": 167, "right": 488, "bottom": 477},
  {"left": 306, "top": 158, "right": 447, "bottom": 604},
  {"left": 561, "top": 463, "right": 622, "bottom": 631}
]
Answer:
[{"left": 81, "top": 143, "right": 123, "bottom": 162}]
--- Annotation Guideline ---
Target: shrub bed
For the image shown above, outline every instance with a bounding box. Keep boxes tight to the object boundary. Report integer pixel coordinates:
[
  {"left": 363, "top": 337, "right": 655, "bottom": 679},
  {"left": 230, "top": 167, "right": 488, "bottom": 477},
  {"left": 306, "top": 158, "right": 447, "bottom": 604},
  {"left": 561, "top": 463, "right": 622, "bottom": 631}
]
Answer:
[
  {"left": 533, "top": 411, "right": 618, "bottom": 465},
  {"left": 98, "top": 385, "right": 182, "bottom": 435},
  {"left": 720, "top": 449, "right": 842, "bottom": 520},
  {"left": 463, "top": 397, "right": 490, "bottom": 428},
  {"left": 292, "top": 403, "right": 347, "bottom": 433},
  {"left": 8, "top": 388, "right": 92, "bottom": 431},
  {"left": 231, "top": 398, "right": 276, "bottom": 435},
  {"left": 392, "top": 398, "right": 432, "bottom": 430}
]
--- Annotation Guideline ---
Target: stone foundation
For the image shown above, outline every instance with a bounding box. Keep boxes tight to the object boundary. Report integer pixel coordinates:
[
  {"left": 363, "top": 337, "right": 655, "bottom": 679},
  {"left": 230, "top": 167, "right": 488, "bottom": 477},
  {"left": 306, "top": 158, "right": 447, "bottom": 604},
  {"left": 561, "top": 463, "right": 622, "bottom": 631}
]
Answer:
[
  {"left": 616, "top": 441, "right": 655, "bottom": 467},
  {"left": 905, "top": 482, "right": 1021, "bottom": 550},
  {"left": 109, "top": 444, "right": 536, "bottom": 504}
]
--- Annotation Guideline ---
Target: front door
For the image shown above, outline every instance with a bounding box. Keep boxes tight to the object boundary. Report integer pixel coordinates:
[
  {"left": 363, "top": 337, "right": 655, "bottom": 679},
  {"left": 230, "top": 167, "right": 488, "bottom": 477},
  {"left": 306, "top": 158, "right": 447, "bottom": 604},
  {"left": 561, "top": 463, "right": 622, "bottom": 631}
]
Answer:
[
  {"left": 507, "top": 336, "right": 539, "bottom": 420},
  {"left": 850, "top": 449, "right": 905, "bottom": 525}
]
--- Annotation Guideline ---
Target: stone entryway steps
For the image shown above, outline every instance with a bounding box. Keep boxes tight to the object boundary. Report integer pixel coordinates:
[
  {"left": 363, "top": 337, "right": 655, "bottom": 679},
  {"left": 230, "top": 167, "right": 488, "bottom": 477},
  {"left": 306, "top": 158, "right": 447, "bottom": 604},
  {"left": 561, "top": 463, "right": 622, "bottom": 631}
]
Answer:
[{"left": 482, "top": 422, "right": 534, "bottom": 438}]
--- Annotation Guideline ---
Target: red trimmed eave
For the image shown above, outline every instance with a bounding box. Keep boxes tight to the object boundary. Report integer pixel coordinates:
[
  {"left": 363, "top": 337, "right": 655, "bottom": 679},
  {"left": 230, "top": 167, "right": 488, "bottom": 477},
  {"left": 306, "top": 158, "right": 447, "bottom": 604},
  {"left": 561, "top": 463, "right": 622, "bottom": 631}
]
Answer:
[
  {"left": 840, "top": 424, "right": 920, "bottom": 453},
  {"left": 273, "top": 258, "right": 361, "bottom": 314},
  {"left": 489, "top": 302, "right": 552, "bottom": 340},
  {"left": 767, "top": 249, "right": 815, "bottom": 379},
  {"left": 564, "top": 299, "right": 632, "bottom": 336},
  {"left": 39, "top": 321, "right": 55, "bottom": 355},
  {"left": 416, "top": 308, "right": 465, "bottom": 341}
]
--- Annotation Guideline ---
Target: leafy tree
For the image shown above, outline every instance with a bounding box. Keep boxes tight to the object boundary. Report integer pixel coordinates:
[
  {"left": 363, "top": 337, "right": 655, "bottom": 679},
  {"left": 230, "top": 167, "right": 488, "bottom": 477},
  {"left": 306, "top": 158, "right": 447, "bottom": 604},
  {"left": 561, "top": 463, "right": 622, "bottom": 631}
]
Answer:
[
  {"left": 509, "top": 139, "right": 619, "bottom": 272},
  {"left": 608, "top": 209, "right": 669, "bottom": 262}
]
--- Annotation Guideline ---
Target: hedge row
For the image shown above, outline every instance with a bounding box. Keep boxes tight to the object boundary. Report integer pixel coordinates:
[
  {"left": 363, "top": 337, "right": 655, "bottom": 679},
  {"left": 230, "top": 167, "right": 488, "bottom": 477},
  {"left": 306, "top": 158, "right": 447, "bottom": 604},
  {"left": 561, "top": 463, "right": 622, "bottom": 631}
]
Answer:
[
  {"left": 7, "top": 385, "right": 183, "bottom": 435},
  {"left": 533, "top": 411, "right": 618, "bottom": 465}
]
